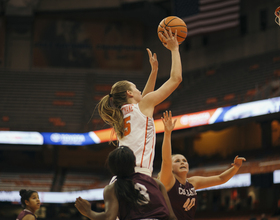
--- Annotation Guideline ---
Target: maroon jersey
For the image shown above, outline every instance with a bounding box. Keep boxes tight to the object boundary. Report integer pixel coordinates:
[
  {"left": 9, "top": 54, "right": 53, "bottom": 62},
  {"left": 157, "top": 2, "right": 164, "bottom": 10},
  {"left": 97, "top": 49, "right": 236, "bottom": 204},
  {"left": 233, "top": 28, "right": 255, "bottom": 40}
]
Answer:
[
  {"left": 118, "top": 173, "right": 170, "bottom": 220},
  {"left": 16, "top": 209, "right": 37, "bottom": 220},
  {"left": 168, "top": 179, "right": 197, "bottom": 220}
]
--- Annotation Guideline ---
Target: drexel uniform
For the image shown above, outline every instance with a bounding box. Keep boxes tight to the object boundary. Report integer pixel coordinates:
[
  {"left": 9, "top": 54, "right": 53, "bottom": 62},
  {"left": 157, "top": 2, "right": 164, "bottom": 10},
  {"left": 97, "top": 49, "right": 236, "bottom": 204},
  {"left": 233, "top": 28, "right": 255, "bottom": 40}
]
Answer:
[
  {"left": 118, "top": 173, "right": 170, "bottom": 220},
  {"left": 119, "top": 104, "right": 155, "bottom": 175},
  {"left": 167, "top": 179, "right": 197, "bottom": 220},
  {"left": 16, "top": 209, "right": 37, "bottom": 220}
]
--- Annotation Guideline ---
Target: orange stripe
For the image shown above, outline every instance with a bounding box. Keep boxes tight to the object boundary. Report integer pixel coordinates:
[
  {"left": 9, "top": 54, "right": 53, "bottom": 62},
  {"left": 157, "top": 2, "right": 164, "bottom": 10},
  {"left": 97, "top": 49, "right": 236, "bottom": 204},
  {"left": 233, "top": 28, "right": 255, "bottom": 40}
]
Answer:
[
  {"left": 148, "top": 127, "right": 155, "bottom": 169},
  {"left": 140, "top": 117, "right": 149, "bottom": 168}
]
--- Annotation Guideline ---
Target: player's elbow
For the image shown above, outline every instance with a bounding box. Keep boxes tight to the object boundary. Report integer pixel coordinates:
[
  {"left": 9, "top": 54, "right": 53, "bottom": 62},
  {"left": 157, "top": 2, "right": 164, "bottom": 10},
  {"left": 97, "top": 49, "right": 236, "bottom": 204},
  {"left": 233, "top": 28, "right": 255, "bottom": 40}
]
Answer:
[
  {"left": 218, "top": 176, "right": 230, "bottom": 185},
  {"left": 176, "top": 75, "right": 183, "bottom": 84},
  {"left": 175, "top": 72, "right": 182, "bottom": 83},
  {"left": 171, "top": 74, "right": 182, "bottom": 85}
]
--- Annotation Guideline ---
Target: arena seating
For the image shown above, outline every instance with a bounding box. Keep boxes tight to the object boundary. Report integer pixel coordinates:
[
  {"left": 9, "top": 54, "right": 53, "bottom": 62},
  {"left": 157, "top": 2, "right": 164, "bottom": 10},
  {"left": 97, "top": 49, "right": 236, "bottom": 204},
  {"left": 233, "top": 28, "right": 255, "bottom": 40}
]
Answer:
[
  {"left": 0, "top": 172, "right": 54, "bottom": 192},
  {"left": 0, "top": 70, "right": 86, "bottom": 133},
  {"left": 2, "top": 50, "right": 280, "bottom": 133},
  {"left": 169, "top": 50, "right": 280, "bottom": 116},
  {"left": 61, "top": 172, "right": 107, "bottom": 192}
]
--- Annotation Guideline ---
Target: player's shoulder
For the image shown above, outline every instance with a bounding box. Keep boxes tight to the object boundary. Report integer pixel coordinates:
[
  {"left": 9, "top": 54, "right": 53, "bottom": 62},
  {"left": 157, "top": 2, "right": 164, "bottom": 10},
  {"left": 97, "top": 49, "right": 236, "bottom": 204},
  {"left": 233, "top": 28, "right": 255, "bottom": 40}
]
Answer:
[
  {"left": 104, "top": 183, "right": 115, "bottom": 198},
  {"left": 185, "top": 177, "right": 197, "bottom": 188},
  {"left": 22, "top": 214, "right": 36, "bottom": 220},
  {"left": 105, "top": 183, "right": 115, "bottom": 192}
]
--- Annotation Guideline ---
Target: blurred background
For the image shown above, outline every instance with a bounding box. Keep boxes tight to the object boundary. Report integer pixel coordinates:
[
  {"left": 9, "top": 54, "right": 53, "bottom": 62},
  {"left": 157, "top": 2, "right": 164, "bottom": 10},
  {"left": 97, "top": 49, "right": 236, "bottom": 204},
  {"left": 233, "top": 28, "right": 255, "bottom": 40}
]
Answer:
[{"left": 1, "top": 0, "right": 280, "bottom": 219}]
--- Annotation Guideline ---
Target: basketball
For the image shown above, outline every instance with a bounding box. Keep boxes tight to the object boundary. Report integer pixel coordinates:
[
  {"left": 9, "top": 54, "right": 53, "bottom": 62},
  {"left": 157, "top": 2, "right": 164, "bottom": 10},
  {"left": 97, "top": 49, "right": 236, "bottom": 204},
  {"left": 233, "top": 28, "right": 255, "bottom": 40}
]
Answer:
[{"left": 157, "top": 16, "right": 187, "bottom": 45}]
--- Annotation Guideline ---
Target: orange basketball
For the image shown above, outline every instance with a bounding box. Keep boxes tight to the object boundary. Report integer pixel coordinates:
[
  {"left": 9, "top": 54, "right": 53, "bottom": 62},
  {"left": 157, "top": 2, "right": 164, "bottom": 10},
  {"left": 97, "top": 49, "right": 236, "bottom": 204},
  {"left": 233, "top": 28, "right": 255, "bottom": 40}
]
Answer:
[{"left": 157, "top": 16, "right": 187, "bottom": 45}]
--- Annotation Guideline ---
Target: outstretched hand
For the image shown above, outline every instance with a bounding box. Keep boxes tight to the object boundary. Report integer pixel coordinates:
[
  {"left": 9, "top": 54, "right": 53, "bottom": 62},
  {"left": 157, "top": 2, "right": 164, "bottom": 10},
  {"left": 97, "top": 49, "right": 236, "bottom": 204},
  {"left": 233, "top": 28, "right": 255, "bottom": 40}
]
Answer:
[
  {"left": 159, "top": 28, "right": 179, "bottom": 51},
  {"left": 147, "top": 48, "right": 158, "bottom": 71},
  {"left": 161, "top": 110, "right": 177, "bottom": 133},
  {"left": 75, "top": 197, "right": 92, "bottom": 218},
  {"left": 231, "top": 156, "right": 246, "bottom": 168}
]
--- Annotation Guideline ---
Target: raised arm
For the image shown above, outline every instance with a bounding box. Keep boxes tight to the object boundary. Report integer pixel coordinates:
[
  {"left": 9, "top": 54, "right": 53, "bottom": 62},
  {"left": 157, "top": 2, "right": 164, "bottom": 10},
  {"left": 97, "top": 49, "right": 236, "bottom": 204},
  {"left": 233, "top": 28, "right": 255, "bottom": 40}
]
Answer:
[
  {"left": 159, "top": 111, "right": 177, "bottom": 191},
  {"left": 75, "top": 185, "right": 119, "bottom": 220},
  {"left": 188, "top": 156, "right": 246, "bottom": 190},
  {"left": 141, "top": 49, "right": 158, "bottom": 98},
  {"left": 139, "top": 28, "right": 182, "bottom": 116}
]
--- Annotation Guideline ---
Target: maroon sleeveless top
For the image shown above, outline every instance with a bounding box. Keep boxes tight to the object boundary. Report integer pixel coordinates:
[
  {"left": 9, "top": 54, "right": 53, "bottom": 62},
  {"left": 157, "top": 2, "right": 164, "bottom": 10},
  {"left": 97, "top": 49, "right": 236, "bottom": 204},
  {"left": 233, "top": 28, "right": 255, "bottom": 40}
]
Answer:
[
  {"left": 16, "top": 209, "right": 37, "bottom": 220},
  {"left": 118, "top": 173, "right": 170, "bottom": 220},
  {"left": 168, "top": 179, "right": 197, "bottom": 220}
]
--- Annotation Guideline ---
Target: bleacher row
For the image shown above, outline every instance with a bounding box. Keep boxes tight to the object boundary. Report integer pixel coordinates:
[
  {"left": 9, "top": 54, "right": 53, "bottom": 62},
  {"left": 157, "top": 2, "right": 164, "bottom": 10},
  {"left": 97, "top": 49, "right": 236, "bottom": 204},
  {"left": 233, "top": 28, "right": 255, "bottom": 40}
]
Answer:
[
  {"left": 1, "top": 50, "right": 280, "bottom": 132},
  {"left": 0, "top": 69, "right": 148, "bottom": 132},
  {"left": 0, "top": 172, "right": 107, "bottom": 192},
  {"left": 0, "top": 70, "right": 87, "bottom": 132},
  {"left": 61, "top": 173, "right": 108, "bottom": 192},
  {"left": 1, "top": 155, "right": 279, "bottom": 192},
  {"left": 87, "top": 50, "right": 280, "bottom": 125},
  {"left": 164, "top": 50, "right": 280, "bottom": 117},
  {"left": 0, "top": 172, "right": 54, "bottom": 192}
]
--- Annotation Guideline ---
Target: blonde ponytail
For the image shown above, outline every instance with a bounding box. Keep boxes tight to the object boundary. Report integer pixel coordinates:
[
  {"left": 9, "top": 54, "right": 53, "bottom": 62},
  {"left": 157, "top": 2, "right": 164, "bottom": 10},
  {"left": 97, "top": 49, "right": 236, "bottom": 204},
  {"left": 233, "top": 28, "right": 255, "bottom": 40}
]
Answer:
[{"left": 97, "top": 80, "right": 132, "bottom": 140}]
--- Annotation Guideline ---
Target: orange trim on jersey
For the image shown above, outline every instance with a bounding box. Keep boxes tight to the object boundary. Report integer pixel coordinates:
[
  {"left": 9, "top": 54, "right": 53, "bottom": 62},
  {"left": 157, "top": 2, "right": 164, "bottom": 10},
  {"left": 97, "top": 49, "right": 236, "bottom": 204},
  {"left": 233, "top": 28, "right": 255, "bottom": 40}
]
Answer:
[
  {"left": 148, "top": 127, "right": 155, "bottom": 169},
  {"left": 140, "top": 117, "right": 149, "bottom": 168}
]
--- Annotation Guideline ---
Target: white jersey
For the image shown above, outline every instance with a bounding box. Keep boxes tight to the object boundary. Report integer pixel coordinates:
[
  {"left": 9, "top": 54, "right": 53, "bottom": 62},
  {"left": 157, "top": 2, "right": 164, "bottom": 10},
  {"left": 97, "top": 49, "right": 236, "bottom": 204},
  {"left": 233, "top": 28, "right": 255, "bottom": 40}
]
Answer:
[{"left": 119, "top": 103, "right": 156, "bottom": 173}]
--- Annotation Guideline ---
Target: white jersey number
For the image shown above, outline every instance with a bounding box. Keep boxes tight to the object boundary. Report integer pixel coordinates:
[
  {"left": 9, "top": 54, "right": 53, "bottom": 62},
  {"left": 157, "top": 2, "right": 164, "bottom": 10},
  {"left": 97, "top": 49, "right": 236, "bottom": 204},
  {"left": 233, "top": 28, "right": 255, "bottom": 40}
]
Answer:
[{"left": 134, "top": 183, "right": 150, "bottom": 205}]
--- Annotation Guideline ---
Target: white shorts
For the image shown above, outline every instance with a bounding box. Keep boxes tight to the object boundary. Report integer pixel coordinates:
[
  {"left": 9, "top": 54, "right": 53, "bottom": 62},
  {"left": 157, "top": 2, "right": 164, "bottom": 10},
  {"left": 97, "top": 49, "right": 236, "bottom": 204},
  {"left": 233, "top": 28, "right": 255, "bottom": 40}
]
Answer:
[
  {"left": 134, "top": 167, "right": 152, "bottom": 176},
  {"left": 109, "top": 167, "right": 152, "bottom": 185}
]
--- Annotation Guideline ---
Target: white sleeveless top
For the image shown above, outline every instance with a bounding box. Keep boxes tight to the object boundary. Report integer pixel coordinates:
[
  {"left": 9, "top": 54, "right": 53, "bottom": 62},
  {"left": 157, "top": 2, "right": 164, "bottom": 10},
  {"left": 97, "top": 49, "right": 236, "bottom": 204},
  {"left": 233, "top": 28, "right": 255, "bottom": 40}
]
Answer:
[{"left": 119, "top": 103, "right": 156, "bottom": 174}]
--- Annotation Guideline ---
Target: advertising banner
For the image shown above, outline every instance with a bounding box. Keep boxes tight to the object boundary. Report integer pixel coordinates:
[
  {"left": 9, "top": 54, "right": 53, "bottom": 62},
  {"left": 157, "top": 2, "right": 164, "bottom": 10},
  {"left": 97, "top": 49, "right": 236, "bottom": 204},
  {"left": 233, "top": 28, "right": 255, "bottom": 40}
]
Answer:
[{"left": 1, "top": 97, "right": 280, "bottom": 146}]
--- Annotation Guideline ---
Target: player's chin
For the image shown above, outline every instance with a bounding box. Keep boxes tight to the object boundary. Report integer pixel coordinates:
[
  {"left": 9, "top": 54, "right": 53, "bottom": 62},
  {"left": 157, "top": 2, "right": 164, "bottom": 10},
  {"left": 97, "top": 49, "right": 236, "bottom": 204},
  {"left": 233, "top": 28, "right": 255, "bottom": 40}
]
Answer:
[{"left": 179, "top": 168, "right": 188, "bottom": 172}]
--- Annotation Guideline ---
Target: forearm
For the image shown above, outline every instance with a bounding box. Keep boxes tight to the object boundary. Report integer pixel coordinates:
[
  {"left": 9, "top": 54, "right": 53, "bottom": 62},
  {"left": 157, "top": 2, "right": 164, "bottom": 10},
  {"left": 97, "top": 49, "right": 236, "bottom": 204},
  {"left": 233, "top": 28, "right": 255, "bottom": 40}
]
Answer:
[
  {"left": 218, "top": 165, "right": 239, "bottom": 183},
  {"left": 162, "top": 131, "right": 172, "bottom": 162},
  {"left": 192, "top": 158, "right": 245, "bottom": 190},
  {"left": 170, "top": 49, "right": 182, "bottom": 82},
  {"left": 142, "top": 68, "right": 158, "bottom": 97},
  {"left": 86, "top": 210, "right": 103, "bottom": 220},
  {"left": 86, "top": 211, "right": 113, "bottom": 220}
]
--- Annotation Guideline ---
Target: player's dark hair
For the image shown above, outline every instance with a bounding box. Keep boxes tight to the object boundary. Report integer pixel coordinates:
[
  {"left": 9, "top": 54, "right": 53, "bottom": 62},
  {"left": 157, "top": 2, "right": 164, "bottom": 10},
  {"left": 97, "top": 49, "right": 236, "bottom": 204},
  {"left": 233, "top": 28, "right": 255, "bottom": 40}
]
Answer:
[
  {"left": 108, "top": 146, "right": 147, "bottom": 208},
  {"left": 19, "top": 189, "right": 37, "bottom": 208}
]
